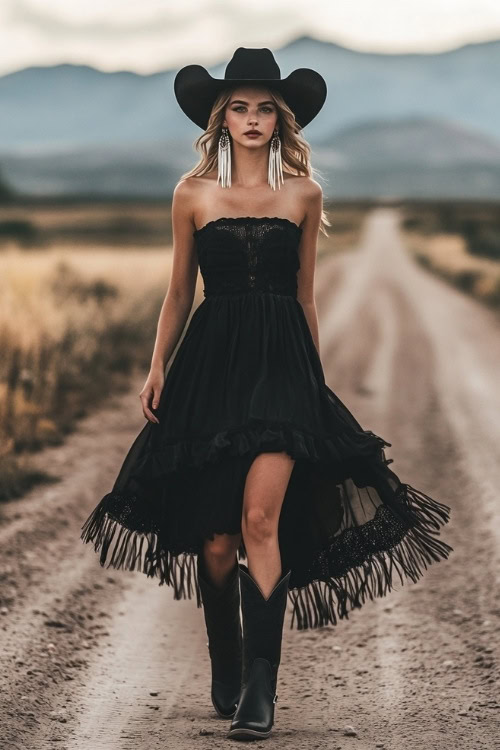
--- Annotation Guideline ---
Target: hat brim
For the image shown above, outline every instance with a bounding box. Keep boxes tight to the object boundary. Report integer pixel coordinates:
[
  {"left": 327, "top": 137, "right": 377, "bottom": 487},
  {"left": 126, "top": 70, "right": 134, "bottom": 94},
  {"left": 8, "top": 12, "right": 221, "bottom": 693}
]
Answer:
[{"left": 174, "top": 64, "right": 327, "bottom": 131}]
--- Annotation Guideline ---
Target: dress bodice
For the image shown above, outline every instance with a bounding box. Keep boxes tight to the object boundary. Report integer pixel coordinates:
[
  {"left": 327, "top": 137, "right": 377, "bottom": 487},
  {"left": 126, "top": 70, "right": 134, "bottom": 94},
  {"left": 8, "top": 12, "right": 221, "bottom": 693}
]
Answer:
[{"left": 193, "top": 216, "right": 302, "bottom": 298}]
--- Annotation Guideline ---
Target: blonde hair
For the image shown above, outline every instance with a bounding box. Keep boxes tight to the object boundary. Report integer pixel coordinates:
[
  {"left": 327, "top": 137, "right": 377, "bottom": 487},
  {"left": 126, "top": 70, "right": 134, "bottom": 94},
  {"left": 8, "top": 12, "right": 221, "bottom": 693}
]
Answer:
[{"left": 179, "top": 86, "right": 330, "bottom": 236}]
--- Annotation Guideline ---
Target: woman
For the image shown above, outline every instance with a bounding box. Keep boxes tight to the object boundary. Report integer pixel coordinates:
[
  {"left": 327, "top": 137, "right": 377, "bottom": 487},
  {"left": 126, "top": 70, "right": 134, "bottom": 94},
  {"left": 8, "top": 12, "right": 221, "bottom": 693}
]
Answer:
[{"left": 80, "top": 47, "right": 453, "bottom": 741}]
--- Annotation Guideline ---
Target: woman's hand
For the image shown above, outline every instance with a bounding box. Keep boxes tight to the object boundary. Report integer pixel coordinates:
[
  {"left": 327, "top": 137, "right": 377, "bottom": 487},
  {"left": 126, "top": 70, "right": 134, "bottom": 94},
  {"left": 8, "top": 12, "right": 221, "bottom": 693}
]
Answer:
[{"left": 139, "top": 368, "right": 165, "bottom": 424}]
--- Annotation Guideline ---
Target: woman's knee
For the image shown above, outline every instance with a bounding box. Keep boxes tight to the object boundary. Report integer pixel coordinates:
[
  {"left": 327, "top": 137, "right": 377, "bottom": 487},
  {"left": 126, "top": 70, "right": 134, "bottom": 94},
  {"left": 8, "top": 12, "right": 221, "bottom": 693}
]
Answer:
[
  {"left": 242, "top": 505, "right": 277, "bottom": 544},
  {"left": 203, "top": 532, "right": 241, "bottom": 562}
]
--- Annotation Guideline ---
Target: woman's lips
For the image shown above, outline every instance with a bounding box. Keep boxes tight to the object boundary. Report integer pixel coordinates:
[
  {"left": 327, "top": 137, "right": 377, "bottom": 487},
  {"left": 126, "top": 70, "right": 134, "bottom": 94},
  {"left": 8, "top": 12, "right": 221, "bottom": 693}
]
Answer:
[{"left": 245, "top": 132, "right": 261, "bottom": 137}]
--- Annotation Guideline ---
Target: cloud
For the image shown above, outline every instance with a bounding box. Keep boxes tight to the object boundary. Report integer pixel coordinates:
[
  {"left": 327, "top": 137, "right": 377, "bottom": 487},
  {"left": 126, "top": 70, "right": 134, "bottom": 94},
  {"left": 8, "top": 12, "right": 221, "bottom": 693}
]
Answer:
[
  {"left": 4, "top": 0, "right": 293, "bottom": 41},
  {"left": 0, "top": 0, "right": 299, "bottom": 75},
  {"left": 5, "top": 0, "right": 203, "bottom": 39}
]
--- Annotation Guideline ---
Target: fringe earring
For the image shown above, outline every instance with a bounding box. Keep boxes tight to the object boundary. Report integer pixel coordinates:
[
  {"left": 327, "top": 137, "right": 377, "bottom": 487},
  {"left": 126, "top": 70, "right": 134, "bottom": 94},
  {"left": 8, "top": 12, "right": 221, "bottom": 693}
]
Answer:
[
  {"left": 268, "top": 129, "right": 284, "bottom": 190},
  {"left": 217, "top": 126, "right": 231, "bottom": 188}
]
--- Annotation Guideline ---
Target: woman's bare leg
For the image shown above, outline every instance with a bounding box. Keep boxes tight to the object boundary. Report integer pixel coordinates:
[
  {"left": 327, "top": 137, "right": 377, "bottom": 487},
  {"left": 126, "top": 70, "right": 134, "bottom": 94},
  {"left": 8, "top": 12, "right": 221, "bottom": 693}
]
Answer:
[
  {"left": 241, "top": 451, "right": 295, "bottom": 598},
  {"left": 202, "top": 532, "right": 242, "bottom": 588}
]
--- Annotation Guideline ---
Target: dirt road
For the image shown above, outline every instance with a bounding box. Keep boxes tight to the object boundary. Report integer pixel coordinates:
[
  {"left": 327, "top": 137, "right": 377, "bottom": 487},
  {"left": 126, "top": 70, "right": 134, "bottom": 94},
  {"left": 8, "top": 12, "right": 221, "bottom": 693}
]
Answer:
[{"left": 1, "top": 207, "right": 499, "bottom": 749}]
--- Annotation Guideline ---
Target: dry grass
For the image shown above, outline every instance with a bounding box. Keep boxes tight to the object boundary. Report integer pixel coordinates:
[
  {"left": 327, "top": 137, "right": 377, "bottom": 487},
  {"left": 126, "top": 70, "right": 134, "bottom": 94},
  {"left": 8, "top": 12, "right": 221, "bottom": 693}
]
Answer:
[
  {"left": 402, "top": 229, "right": 500, "bottom": 308},
  {"left": 0, "top": 244, "right": 205, "bottom": 500},
  {"left": 317, "top": 204, "right": 367, "bottom": 258}
]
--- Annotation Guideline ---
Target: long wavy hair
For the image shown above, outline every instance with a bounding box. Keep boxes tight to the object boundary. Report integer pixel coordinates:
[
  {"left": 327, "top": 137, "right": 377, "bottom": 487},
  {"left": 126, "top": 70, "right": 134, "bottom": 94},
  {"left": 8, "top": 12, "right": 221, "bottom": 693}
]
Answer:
[{"left": 179, "top": 86, "right": 330, "bottom": 236}]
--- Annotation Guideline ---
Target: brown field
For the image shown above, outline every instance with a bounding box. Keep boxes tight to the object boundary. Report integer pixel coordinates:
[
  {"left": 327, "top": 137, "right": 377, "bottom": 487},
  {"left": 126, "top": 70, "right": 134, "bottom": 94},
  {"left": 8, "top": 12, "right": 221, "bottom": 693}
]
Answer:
[
  {"left": 0, "top": 246, "right": 178, "bottom": 500},
  {"left": 400, "top": 200, "right": 500, "bottom": 309}
]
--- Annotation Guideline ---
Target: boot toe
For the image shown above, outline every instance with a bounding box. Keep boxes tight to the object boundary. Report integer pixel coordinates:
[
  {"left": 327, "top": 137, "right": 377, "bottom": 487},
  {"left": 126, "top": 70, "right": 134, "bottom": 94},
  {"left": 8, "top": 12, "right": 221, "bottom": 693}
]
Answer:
[{"left": 227, "top": 659, "right": 275, "bottom": 738}]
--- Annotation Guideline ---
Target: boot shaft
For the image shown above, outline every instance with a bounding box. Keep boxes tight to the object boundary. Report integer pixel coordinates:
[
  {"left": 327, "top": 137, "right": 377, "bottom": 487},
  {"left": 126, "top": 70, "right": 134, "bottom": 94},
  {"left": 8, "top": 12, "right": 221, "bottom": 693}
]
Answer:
[
  {"left": 238, "top": 564, "right": 291, "bottom": 688},
  {"left": 197, "top": 556, "right": 242, "bottom": 661},
  {"left": 197, "top": 555, "right": 243, "bottom": 719}
]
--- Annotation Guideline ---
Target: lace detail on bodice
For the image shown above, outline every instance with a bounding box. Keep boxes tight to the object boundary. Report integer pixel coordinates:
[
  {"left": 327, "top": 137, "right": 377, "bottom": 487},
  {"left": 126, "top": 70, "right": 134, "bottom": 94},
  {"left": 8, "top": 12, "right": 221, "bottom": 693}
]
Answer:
[{"left": 193, "top": 216, "right": 302, "bottom": 298}]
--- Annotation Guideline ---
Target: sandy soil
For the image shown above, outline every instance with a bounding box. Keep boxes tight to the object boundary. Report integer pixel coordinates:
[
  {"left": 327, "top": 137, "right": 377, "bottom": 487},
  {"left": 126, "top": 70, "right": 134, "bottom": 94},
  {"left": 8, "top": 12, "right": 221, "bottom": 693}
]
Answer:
[{"left": 1, "top": 206, "right": 499, "bottom": 749}]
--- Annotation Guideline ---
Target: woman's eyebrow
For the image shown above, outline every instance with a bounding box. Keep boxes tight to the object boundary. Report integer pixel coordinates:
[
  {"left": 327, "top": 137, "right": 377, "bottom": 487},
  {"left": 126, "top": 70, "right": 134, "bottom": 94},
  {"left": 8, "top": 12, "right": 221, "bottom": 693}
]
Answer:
[{"left": 229, "top": 99, "right": 275, "bottom": 106}]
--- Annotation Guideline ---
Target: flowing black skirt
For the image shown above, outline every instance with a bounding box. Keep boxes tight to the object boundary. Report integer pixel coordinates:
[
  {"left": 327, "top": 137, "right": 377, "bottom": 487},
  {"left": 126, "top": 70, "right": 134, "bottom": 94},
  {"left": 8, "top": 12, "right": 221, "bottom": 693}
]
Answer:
[{"left": 80, "top": 291, "right": 453, "bottom": 629}]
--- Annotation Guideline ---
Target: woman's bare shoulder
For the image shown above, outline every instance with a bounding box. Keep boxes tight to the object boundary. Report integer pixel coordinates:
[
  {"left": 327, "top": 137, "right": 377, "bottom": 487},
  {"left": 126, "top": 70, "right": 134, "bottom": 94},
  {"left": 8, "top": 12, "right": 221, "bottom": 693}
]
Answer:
[
  {"left": 172, "top": 174, "right": 219, "bottom": 230},
  {"left": 285, "top": 173, "right": 322, "bottom": 197},
  {"left": 174, "top": 172, "right": 218, "bottom": 202},
  {"left": 284, "top": 175, "right": 323, "bottom": 223}
]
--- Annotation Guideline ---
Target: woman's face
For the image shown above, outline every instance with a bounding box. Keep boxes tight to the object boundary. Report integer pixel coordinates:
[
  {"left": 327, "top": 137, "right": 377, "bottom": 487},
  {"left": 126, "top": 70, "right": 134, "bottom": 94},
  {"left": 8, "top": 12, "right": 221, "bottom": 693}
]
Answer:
[{"left": 223, "top": 86, "right": 278, "bottom": 148}]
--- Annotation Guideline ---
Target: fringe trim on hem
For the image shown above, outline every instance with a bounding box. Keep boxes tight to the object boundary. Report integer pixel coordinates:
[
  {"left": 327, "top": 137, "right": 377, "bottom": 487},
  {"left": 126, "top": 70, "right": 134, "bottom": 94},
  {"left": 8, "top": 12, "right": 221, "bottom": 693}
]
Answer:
[
  {"left": 80, "top": 481, "right": 452, "bottom": 630},
  {"left": 80, "top": 497, "right": 202, "bottom": 607},
  {"left": 287, "top": 482, "right": 453, "bottom": 630}
]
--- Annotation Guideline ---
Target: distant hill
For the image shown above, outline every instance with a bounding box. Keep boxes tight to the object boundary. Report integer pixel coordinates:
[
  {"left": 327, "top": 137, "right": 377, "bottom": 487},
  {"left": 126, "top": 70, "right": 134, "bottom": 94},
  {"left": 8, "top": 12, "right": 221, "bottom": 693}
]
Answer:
[
  {"left": 317, "top": 116, "right": 500, "bottom": 166},
  {"left": 1, "top": 34, "right": 500, "bottom": 199},
  {"left": 314, "top": 116, "right": 500, "bottom": 199},
  {"left": 2, "top": 115, "right": 499, "bottom": 200}
]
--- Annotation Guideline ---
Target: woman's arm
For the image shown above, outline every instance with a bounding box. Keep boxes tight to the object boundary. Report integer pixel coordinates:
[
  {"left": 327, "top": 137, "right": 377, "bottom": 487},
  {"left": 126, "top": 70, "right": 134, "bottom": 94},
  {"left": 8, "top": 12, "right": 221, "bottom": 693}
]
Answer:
[
  {"left": 140, "top": 179, "right": 198, "bottom": 423},
  {"left": 296, "top": 179, "right": 323, "bottom": 356},
  {"left": 150, "top": 178, "right": 199, "bottom": 373}
]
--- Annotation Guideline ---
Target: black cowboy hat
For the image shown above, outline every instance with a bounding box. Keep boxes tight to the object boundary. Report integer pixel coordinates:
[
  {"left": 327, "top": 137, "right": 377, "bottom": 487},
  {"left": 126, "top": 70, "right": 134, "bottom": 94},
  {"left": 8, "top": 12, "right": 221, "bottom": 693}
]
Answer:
[{"left": 174, "top": 46, "right": 327, "bottom": 131}]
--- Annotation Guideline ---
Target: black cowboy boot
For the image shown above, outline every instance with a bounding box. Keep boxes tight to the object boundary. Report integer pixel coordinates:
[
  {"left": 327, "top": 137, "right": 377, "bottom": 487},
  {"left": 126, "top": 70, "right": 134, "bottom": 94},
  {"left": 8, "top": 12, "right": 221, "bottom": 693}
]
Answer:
[
  {"left": 227, "top": 563, "right": 291, "bottom": 741},
  {"left": 197, "top": 554, "right": 243, "bottom": 719}
]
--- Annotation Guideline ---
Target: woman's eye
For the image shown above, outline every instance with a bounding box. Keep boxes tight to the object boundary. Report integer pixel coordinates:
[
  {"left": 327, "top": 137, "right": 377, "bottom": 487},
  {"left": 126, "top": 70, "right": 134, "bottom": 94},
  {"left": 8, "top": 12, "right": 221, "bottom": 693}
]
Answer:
[{"left": 233, "top": 106, "right": 273, "bottom": 112}]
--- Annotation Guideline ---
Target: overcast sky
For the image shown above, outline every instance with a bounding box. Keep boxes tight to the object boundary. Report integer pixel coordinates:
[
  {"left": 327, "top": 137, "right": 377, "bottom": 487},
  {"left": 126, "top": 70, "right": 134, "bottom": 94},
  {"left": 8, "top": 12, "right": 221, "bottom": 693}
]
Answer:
[{"left": 1, "top": 0, "right": 499, "bottom": 77}]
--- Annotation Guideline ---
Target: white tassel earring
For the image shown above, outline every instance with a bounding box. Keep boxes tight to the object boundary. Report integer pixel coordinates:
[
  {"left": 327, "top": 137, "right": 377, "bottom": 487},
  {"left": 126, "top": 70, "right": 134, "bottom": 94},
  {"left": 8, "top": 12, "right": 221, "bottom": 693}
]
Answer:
[
  {"left": 217, "top": 125, "right": 231, "bottom": 188},
  {"left": 268, "top": 128, "right": 284, "bottom": 190}
]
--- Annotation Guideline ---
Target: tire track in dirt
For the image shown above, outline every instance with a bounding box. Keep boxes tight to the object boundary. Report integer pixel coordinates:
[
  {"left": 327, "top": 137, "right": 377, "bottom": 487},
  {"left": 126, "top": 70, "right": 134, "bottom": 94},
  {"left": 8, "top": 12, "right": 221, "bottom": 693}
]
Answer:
[
  {"left": 65, "top": 577, "right": 207, "bottom": 749},
  {"left": 316, "top": 208, "right": 499, "bottom": 749},
  {"left": 0, "top": 375, "right": 152, "bottom": 749}
]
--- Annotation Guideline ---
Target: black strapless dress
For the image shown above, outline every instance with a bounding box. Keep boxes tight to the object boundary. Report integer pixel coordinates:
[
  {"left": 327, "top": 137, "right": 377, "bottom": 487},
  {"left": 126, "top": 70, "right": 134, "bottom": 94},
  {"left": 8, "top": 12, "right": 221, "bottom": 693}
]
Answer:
[{"left": 80, "top": 216, "right": 453, "bottom": 630}]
